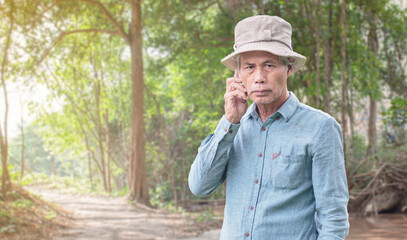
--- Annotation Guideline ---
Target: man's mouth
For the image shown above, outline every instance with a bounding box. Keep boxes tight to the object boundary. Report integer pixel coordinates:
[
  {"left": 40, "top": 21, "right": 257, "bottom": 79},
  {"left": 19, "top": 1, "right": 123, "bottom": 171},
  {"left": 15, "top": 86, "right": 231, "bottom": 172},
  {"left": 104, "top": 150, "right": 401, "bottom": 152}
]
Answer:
[{"left": 252, "top": 89, "right": 272, "bottom": 95}]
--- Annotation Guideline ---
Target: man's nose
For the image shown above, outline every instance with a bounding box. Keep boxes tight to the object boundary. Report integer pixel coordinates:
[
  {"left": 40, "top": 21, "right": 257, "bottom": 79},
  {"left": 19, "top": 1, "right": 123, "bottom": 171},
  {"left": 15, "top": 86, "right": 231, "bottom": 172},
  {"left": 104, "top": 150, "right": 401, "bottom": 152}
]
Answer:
[{"left": 254, "top": 67, "right": 266, "bottom": 84}]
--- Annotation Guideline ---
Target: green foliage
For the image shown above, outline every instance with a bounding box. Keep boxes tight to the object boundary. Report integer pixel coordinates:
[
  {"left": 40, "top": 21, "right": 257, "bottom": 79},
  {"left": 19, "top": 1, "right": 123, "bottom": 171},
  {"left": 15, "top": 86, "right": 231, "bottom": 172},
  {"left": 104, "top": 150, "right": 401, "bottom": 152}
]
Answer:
[
  {"left": 377, "top": 142, "right": 407, "bottom": 163},
  {"left": 44, "top": 210, "right": 57, "bottom": 220},
  {"left": 46, "top": 176, "right": 107, "bottom": 195},
  {"left": 195, "top": 208, "right": 215, "bottom": 224},
  {"left": 383, "top": 96, "right": 407, "bottom": 127},
  {"left": 1, "top": 165, "right": 17, "bottom": 182},
  {"left": 20, "top": 173, "right": 52, "bottom": 186},
  {"left": 11, "top": 199, "right": 34, "bottom": 210},
  {"left": 9, "top": 125, "right": 52, "bottom": 175},
  {"left": 117, "top": 185, "right": 129, "bottom": 197},
  {"left": 348, "top": 134, "right": 368, "bottom": 161},
  {"left": 0, "top": 208, "right": 11, "bottom": 218}
]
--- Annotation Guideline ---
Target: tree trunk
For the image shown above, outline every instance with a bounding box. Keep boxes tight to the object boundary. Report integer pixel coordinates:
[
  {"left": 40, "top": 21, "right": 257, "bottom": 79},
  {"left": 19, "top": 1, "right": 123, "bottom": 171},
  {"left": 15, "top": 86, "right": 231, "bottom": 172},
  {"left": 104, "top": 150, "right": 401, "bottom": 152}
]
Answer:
[
  {"left": 170, "top": 166, "right": 178, "bottom": 208},
  {"left": 366, "top": 10, "right": 378, "bottom": 158},
  {"left": 340, "top": 0, "right": 347, "bottom": 154},
  {"left": 348, "top": 64, "right": 355, "bottom": 139},
  {"left": 0, "top": 5, "right": 13, "bottom": 197},
  {"left": 70, "top": 159, "right": 75, "bottom": 178},
  {"left": 367, "top": 96, "right": 377, "bottom": 156},
  {"left": 20, "top": 110, "right": 25, "bottom": 182},
  {"left": 181, "top": 165, "right": 187, "bottom": 204},
  {"left": 323, "top": 0, "right": 333, "bottom": 114},
  {"left": 94, "top": 79, "right": 108, "bottom": 191},
  {"left": 1, "top": 141, "right": 10, "bottom": 197},
  {"left": 303, "top": 1, "right": 317, "bottom": 107},
  {"left": 313, "top": 0, "right": 321, "bottom": 108},
  {"left": 129, "top": 0, "right": 149, "bottom": 205},
  {"left": 51, "top": 156, "right": 56, "bottom": 176},
  {"left": 87, "top": 151, "right": 93, "bottom": 184},
  {"left": 105, "top": 110, "right": 111, "bottom": 192}
]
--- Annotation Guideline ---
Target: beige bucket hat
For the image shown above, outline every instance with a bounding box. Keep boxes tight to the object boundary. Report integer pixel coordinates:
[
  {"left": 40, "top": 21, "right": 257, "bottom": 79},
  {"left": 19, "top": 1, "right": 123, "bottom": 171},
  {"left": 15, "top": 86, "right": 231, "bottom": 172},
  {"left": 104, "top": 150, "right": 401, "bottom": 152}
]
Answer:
[{"left": 221, "top": 15, "right": 306, "bottom": 74}]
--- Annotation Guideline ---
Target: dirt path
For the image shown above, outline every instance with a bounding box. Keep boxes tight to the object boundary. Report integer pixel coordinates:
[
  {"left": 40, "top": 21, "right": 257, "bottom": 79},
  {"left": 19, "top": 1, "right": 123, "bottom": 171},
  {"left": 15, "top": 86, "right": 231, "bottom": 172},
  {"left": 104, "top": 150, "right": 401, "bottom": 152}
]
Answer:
[{"left": 25, "top": 186, "right": 220, "bottom": 240}]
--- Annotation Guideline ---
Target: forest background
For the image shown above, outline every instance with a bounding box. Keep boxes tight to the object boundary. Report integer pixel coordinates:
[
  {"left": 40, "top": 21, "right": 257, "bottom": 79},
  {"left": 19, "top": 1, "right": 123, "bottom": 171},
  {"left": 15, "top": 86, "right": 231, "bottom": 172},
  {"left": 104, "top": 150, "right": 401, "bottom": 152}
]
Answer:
[{"left": 1, "top": 0, "right": 407, "bottom": 215}]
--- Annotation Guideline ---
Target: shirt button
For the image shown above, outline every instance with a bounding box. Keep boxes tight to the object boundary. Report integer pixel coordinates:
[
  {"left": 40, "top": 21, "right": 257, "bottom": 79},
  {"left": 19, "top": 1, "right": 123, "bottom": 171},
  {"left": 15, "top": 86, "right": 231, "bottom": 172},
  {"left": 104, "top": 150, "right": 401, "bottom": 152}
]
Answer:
[
  {"left": 258, "top": 153, "right": 263, "bottom": 157},
  {"left": 229, "top": 129, "right": 233, "bottom": 134},
  {"left": 250, "top": 206, "right": 254, "bottom": 210},
  {"left": 245, "top": 233, "right": 250, "bottom": 237},
  {"left": 254, "top": 179, "right": 259, "bottom": 184},
  {"left": 261, "top": 127, "right": 266, "bottom": 131}
]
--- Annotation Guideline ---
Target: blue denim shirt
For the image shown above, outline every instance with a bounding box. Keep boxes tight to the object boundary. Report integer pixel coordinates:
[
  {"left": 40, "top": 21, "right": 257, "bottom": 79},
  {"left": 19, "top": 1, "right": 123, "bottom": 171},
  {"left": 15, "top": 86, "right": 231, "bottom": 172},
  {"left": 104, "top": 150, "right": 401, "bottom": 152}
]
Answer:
[{"left": 189, "top": 92, "right": 349, "bottom": 240}]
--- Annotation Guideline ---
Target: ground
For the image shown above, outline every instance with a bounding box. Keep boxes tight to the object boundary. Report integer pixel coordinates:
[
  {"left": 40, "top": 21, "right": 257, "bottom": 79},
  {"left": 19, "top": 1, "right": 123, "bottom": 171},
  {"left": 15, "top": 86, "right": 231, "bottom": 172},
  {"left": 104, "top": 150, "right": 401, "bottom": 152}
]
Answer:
[
  {"left": 25, "top": 185, "right": 221, "bottom": 240},
  {"left": 3, "top": 184, "right": 407, "bottom": 240}
]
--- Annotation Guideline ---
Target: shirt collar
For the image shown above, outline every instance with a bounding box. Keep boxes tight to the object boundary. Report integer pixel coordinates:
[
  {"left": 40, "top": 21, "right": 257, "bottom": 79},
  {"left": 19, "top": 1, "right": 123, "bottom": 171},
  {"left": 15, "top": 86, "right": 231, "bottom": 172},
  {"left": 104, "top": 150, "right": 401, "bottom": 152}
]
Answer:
[
  {"left": 249, "top": 102, "right": 259, "bottom": 119},
  {"left": 277, "top": 91, "right": 300, "bottom": 122},
  {"left": 247, "top": 91, "right": 299, "bottom": 122}
]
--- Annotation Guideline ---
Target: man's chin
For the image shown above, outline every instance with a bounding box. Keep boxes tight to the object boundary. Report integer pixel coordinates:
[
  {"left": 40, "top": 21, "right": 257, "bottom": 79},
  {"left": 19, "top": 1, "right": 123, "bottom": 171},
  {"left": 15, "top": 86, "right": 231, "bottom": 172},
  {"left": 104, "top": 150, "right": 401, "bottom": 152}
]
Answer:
[{"left": 252, "top": 98, "right": 274, "bottom": 106}]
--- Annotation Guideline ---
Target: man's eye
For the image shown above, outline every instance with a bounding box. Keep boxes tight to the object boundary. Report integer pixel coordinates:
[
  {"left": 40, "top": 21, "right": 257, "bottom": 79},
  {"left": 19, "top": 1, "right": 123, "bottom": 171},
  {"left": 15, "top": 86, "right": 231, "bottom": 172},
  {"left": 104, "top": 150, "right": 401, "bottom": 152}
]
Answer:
[
  {"left": 266, "top": 64, "right": 274, "bottom": 68},
  {"left": 246, "top": 66, "right": 254, "bottom": 70}
]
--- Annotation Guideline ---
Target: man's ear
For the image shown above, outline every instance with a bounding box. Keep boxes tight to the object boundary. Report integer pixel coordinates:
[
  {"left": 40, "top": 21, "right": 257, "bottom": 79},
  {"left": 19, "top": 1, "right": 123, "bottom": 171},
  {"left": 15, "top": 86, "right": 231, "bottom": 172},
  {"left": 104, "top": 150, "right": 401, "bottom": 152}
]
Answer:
[{"left": 287, "top": 65, "right": 294, "bottom": 77}]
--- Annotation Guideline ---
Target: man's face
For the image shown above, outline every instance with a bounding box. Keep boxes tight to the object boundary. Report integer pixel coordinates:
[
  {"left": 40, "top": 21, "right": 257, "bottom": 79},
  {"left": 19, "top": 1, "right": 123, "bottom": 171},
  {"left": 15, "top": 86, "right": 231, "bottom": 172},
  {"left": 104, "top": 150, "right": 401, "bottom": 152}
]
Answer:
[{"left": 239, "top": 51, "right": 292, "bottom": 106}]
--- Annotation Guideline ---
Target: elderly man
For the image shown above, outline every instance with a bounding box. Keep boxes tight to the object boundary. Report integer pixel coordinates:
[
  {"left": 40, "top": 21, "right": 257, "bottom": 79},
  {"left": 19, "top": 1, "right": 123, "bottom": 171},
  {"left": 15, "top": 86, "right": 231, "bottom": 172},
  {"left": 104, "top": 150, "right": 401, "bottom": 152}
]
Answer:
[{"left": 188, "top": 15, "right": 349, "bottom": 239}]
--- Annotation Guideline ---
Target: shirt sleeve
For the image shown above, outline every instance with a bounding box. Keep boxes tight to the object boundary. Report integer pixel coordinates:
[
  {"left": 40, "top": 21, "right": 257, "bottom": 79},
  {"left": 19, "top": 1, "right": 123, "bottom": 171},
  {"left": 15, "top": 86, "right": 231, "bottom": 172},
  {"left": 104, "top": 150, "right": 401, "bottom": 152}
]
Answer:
[
  {"left": 188, "top": 115, "right": 240, "bottom": 196},
  {"left": 311, "top": 117, "right": 350, "bottom": 240}
]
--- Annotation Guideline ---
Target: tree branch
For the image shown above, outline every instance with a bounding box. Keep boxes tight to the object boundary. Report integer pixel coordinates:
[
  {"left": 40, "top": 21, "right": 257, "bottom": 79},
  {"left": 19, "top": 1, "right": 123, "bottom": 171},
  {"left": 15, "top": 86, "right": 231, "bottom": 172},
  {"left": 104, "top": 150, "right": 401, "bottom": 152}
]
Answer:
[
  {"left": 65, "top": 29, "right": 122, "bottom": 35},
  {"left": 35, "top": 28, "right": 121, "bottom": 66},
  {"left": 28, "top": 2, "right": 57, "bottom": 30},
  {"left": 57, "top": 0, "right": 130, "bottom": 43}
]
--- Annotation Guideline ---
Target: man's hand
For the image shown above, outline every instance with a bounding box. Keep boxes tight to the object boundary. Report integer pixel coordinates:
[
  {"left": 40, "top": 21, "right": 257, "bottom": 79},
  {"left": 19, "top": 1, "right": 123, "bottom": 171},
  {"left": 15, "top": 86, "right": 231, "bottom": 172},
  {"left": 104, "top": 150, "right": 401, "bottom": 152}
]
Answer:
[{"left": 224, "top": 70, "right": 248, "bottom": 124}]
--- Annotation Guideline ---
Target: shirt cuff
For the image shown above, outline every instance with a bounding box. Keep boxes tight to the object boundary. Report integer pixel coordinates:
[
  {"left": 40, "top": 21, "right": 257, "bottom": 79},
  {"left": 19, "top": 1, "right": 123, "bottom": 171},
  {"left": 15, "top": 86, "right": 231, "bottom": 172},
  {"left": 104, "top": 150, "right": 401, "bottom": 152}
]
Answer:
[{"left": 214, "top": 115, "right": 240, "bottom": 142}]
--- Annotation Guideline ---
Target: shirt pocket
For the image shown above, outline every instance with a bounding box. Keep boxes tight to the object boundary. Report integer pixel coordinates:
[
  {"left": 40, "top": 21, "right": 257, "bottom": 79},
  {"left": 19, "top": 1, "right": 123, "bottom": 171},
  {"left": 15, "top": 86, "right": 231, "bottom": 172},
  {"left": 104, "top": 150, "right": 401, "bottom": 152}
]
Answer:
[{"left": 271, "top": 154, "right": 306, "bottom": 189}]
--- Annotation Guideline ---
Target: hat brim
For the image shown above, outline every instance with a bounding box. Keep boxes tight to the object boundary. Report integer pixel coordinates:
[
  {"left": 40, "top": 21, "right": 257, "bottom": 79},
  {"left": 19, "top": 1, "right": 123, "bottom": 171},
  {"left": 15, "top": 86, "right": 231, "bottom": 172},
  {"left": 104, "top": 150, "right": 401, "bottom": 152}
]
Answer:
[{"left": 221, "top": 41, "right": 306, "bottom": 74}]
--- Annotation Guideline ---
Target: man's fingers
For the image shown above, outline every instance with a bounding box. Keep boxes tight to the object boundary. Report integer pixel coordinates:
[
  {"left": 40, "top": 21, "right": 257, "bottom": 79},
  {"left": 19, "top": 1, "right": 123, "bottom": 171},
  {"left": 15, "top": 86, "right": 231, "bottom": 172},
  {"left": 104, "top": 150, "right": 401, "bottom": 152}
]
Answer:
[
  {"left": 228, "top": 82, "right": 247, "bottom": 93},
  {"left": 225, "top": 72, "right": 246, "bottom": 105},
  {"left": 226, "top": 77, "right": 236, "bottom": 88},
  {"left": 226, "top": 72, "right": 242, "bottom": 89},
  {"left": 224, "top": 89, "right": 248, "bottom": 101}
]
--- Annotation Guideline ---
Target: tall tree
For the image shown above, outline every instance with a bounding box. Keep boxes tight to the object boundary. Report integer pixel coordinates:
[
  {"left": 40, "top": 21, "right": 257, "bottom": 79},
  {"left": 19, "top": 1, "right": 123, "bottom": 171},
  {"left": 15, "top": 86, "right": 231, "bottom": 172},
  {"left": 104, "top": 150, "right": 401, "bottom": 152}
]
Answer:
[
  {"left": 26, "top": 0, "right": 149, "bottom": 204},
  {"left": 128, "top": 0, "right": 148, "bottom": 204},
  {"left": 311, "top": 0, "right": 322, "bottom": 108},
  {"left": 20, "top": 101, "right": 25, "bottom": 181},
  {"left": 322, "top": 0, "right": 334, "bottom": 114},
  {"left": 341, "top": 0, "right": 347, "bottom": 153},
  {"left": 0, "top": 0, "right": 14, "bottom": 197},
  {"left": 366, "top": 7, "right": 379, "bottom": 158}
]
